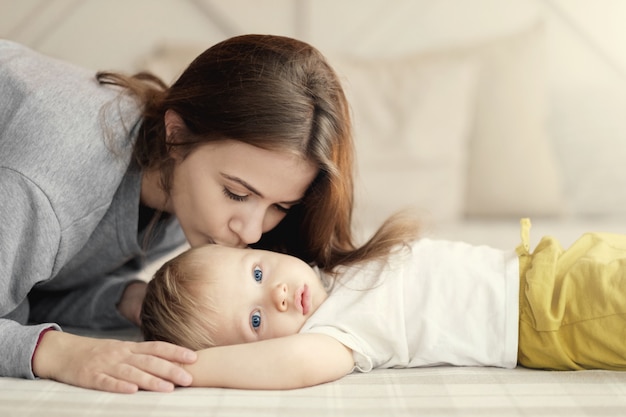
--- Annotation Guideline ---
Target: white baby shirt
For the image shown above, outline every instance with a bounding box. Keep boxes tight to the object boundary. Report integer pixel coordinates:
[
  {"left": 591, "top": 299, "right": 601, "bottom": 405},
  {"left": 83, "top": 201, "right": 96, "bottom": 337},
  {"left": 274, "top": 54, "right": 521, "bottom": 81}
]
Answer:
[{"left": 300, "top": 239, "right": 520, "bottom": 372}]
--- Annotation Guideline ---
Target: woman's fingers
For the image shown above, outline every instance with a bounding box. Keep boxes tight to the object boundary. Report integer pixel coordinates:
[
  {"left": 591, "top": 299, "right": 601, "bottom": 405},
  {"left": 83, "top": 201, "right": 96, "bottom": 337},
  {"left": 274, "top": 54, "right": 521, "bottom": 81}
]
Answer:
[
  {"left": 135, "top": 340, "right": 198, "bottom": 364},
  {"left": 105, "top": 361, "right": 176, "bottom": 392},
  {"left": 92, "top": 371, "right": 140, "bottom": 394},
  {"left": 124, "top": 351, "right": 193, "bottom": 388}
]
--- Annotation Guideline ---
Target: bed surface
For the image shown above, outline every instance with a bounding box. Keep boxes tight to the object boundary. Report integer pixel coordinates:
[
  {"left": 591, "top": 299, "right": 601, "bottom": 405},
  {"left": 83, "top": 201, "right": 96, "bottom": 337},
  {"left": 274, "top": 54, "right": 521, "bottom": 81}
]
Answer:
[
  {"left": 5, "top": 226, "right": 626, "bottom": 417},
  {"left": 3, "top": 365, "right": 626, "bottom": 417}
]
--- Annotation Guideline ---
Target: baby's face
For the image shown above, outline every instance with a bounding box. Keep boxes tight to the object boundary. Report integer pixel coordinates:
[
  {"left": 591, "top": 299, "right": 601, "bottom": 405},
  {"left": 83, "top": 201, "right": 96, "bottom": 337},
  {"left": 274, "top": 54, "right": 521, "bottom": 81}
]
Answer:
[{"left": 193, "top": 245, "right": 328, "bottom": 346}]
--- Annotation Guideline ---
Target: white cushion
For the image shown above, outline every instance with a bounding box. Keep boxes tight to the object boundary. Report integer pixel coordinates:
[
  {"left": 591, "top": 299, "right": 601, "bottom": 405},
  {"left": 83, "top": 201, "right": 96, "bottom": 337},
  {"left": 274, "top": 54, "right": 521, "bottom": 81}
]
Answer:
[
  {"left": 462, "top": 22, "right": 565, "bottom": 217},
  {"left": 550, "top": 88, "right": 626, "bottom": 216},
  {"left": 331, "top": 53, "right": 481, "bottom": 231}
]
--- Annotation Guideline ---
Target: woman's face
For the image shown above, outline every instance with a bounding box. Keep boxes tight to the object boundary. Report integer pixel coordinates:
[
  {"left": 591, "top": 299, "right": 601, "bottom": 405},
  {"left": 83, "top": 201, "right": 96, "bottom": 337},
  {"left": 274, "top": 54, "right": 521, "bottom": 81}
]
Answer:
[{"left": 165, "top": 139, "right": 317, "bottom": 248}]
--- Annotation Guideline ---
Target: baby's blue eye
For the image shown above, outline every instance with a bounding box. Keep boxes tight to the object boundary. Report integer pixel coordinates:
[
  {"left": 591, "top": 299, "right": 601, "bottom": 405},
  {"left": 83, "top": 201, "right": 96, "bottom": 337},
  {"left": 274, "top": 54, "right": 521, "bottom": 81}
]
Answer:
[
  {"left": 251, "top": 311, "right": 262, "bottom": 329},
  {"left": 253, "top": 266, "right": 263, "bottom": 282}
]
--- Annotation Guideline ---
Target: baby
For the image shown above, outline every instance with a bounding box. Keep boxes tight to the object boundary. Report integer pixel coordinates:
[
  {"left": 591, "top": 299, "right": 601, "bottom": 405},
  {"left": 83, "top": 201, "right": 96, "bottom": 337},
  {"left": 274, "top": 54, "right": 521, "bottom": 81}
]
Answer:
[{"left": 141, "top": 218, "right": 626, "bottom": 389}]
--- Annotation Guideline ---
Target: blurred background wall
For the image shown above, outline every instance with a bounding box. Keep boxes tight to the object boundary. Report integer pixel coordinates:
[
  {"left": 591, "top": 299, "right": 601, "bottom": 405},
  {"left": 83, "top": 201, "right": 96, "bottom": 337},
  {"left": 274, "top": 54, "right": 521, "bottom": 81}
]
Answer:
[
  {"left": 2, "top": 0, "right": 625, "bottom": 87},
  {"left": 2, "top": 0, "right": 626, "bottom": 226}
]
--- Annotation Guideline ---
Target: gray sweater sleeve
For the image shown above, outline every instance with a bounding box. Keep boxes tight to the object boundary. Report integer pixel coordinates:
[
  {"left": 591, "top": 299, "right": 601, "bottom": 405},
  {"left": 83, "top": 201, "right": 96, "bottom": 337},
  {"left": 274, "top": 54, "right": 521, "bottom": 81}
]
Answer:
[
  {"left": 27, "top": 221, "right": 186, "bottom": 329},
  {"left": 0, "top": 40, "right": 165, "bottom": 379},
  {"left": 0, "top": 320, "right": 61, "bottom": 379},
  {"left": 0, "top": 169, "right": 142, "bottom": 377},
  {"left": 28, "top": 273, "right": 140, "bottom": 329},
  {"left": 0, "top": 170, "right": 62, "bottom": 378}
]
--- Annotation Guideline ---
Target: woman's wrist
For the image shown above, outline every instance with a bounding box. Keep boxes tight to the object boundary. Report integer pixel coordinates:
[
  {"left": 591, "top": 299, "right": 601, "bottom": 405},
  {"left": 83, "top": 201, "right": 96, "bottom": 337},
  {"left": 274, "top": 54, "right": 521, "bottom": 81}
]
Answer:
[{"left": 31, "top": 329, "right": 62, "bottom": 379}]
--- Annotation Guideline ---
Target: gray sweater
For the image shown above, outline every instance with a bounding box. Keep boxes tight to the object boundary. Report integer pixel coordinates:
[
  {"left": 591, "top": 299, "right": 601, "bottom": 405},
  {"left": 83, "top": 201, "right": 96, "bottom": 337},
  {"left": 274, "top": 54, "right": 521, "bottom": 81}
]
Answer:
[{"left": 0, "top": 41, "right": 185, "bottom": 378}]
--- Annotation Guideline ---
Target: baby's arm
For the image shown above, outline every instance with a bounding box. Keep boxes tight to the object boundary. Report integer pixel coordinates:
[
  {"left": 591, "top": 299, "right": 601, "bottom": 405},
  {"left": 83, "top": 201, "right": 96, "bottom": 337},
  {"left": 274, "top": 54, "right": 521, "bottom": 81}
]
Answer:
[{"left": 186, "top": 333, "right": 354, "bottom": 389}]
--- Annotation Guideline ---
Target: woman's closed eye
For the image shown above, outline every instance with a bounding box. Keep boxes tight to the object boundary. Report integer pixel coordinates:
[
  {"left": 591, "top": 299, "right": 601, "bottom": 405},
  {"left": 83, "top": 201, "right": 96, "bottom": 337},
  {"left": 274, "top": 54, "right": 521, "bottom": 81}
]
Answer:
[
  {"left": 222, "top": 187, "right": 248, "bottom": 202},
  {"left": 224, "top": 182, "right": 295, "bottom": 214}
]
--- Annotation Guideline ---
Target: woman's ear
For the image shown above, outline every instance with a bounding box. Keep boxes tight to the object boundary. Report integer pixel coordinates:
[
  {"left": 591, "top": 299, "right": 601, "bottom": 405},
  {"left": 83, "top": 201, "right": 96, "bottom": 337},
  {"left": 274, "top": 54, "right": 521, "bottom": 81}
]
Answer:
[{"left": 164, "top": 109, "right": 187, "bottom": 141}]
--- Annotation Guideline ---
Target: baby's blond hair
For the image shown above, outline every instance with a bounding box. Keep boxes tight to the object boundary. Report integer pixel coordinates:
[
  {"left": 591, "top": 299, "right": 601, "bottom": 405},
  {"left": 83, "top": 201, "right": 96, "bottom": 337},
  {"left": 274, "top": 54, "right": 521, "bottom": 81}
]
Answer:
[{"left": 141, "top": 247, "right": 221, "bottom": 350}]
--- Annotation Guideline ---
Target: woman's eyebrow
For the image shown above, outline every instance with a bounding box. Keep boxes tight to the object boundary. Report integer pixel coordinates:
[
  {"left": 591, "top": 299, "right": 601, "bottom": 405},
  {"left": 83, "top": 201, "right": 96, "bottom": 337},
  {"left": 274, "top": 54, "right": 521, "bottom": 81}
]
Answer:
[{"left": 220, "top": 173, "right": 303, "bottom": 205}]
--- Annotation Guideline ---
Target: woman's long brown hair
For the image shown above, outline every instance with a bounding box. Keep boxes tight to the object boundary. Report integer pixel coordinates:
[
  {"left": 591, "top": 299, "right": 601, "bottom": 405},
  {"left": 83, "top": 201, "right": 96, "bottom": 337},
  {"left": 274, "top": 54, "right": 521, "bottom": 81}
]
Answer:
[{"left": 99, "top": 34, "right": 419, "bottom": 272}]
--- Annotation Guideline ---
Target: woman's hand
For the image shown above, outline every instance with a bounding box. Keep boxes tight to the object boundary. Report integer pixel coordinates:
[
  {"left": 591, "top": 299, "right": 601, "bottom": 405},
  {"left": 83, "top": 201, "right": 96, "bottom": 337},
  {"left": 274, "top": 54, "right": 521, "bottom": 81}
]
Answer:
[{"left": 32, "top": 331, "right": 197, "bottom": 393}]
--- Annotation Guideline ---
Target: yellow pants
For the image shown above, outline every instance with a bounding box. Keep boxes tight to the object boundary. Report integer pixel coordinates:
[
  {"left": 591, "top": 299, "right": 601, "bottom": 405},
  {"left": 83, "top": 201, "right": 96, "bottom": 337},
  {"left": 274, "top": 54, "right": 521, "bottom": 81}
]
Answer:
[{"left": 516, "top": 218, "right": 626, "bottom": 370}]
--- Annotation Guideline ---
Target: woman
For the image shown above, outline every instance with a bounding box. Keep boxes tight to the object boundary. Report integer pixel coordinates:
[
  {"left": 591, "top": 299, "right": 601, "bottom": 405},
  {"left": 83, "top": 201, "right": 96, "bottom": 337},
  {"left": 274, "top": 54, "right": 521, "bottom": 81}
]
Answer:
[{"left": 0, "top": 34, "right": 355, "bottom": 393}]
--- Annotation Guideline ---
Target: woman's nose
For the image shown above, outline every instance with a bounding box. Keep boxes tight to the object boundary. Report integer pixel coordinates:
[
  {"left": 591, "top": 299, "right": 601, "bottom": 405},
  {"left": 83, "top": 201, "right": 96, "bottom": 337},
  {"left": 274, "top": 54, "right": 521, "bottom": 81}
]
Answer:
[
  {"left": 272, "top": 283, "right": 288, "bottom": 312},
  {"left": 230, "top": 212, "right": 264, "bottom": 245}
]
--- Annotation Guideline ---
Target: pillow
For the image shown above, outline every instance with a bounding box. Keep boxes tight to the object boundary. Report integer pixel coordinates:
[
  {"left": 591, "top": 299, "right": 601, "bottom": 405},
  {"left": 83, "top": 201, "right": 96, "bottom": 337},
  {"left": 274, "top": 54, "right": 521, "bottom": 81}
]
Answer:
[
  {"left": 550, "top": 88, "right": 626, "bottom": 217},
  {"left": 462, "top": 22, "right": 565, "bottom": 217},
  {"left": 331, "top": 53, "right": 481, "bottom": 233}
]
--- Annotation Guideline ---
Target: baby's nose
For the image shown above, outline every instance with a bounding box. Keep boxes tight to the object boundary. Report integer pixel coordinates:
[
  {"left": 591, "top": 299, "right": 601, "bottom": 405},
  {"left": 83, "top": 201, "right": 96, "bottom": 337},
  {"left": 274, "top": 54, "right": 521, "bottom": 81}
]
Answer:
[{"left": 272, "top": 283, "right": 288, "bottom": 312}]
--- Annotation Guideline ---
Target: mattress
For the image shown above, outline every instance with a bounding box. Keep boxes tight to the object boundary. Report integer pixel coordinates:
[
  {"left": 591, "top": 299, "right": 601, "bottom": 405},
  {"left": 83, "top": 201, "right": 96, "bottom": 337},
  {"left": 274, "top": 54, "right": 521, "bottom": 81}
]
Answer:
[{"left": 2, "top": 365, "right": 625, "bottom": 417}]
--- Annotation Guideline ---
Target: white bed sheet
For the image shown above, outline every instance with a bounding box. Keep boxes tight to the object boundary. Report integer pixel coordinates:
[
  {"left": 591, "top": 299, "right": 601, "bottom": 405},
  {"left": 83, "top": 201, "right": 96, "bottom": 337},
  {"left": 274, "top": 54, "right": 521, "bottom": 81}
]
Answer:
[{"left": 2, "top": 366, "right": 626, "bottom": 417}]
